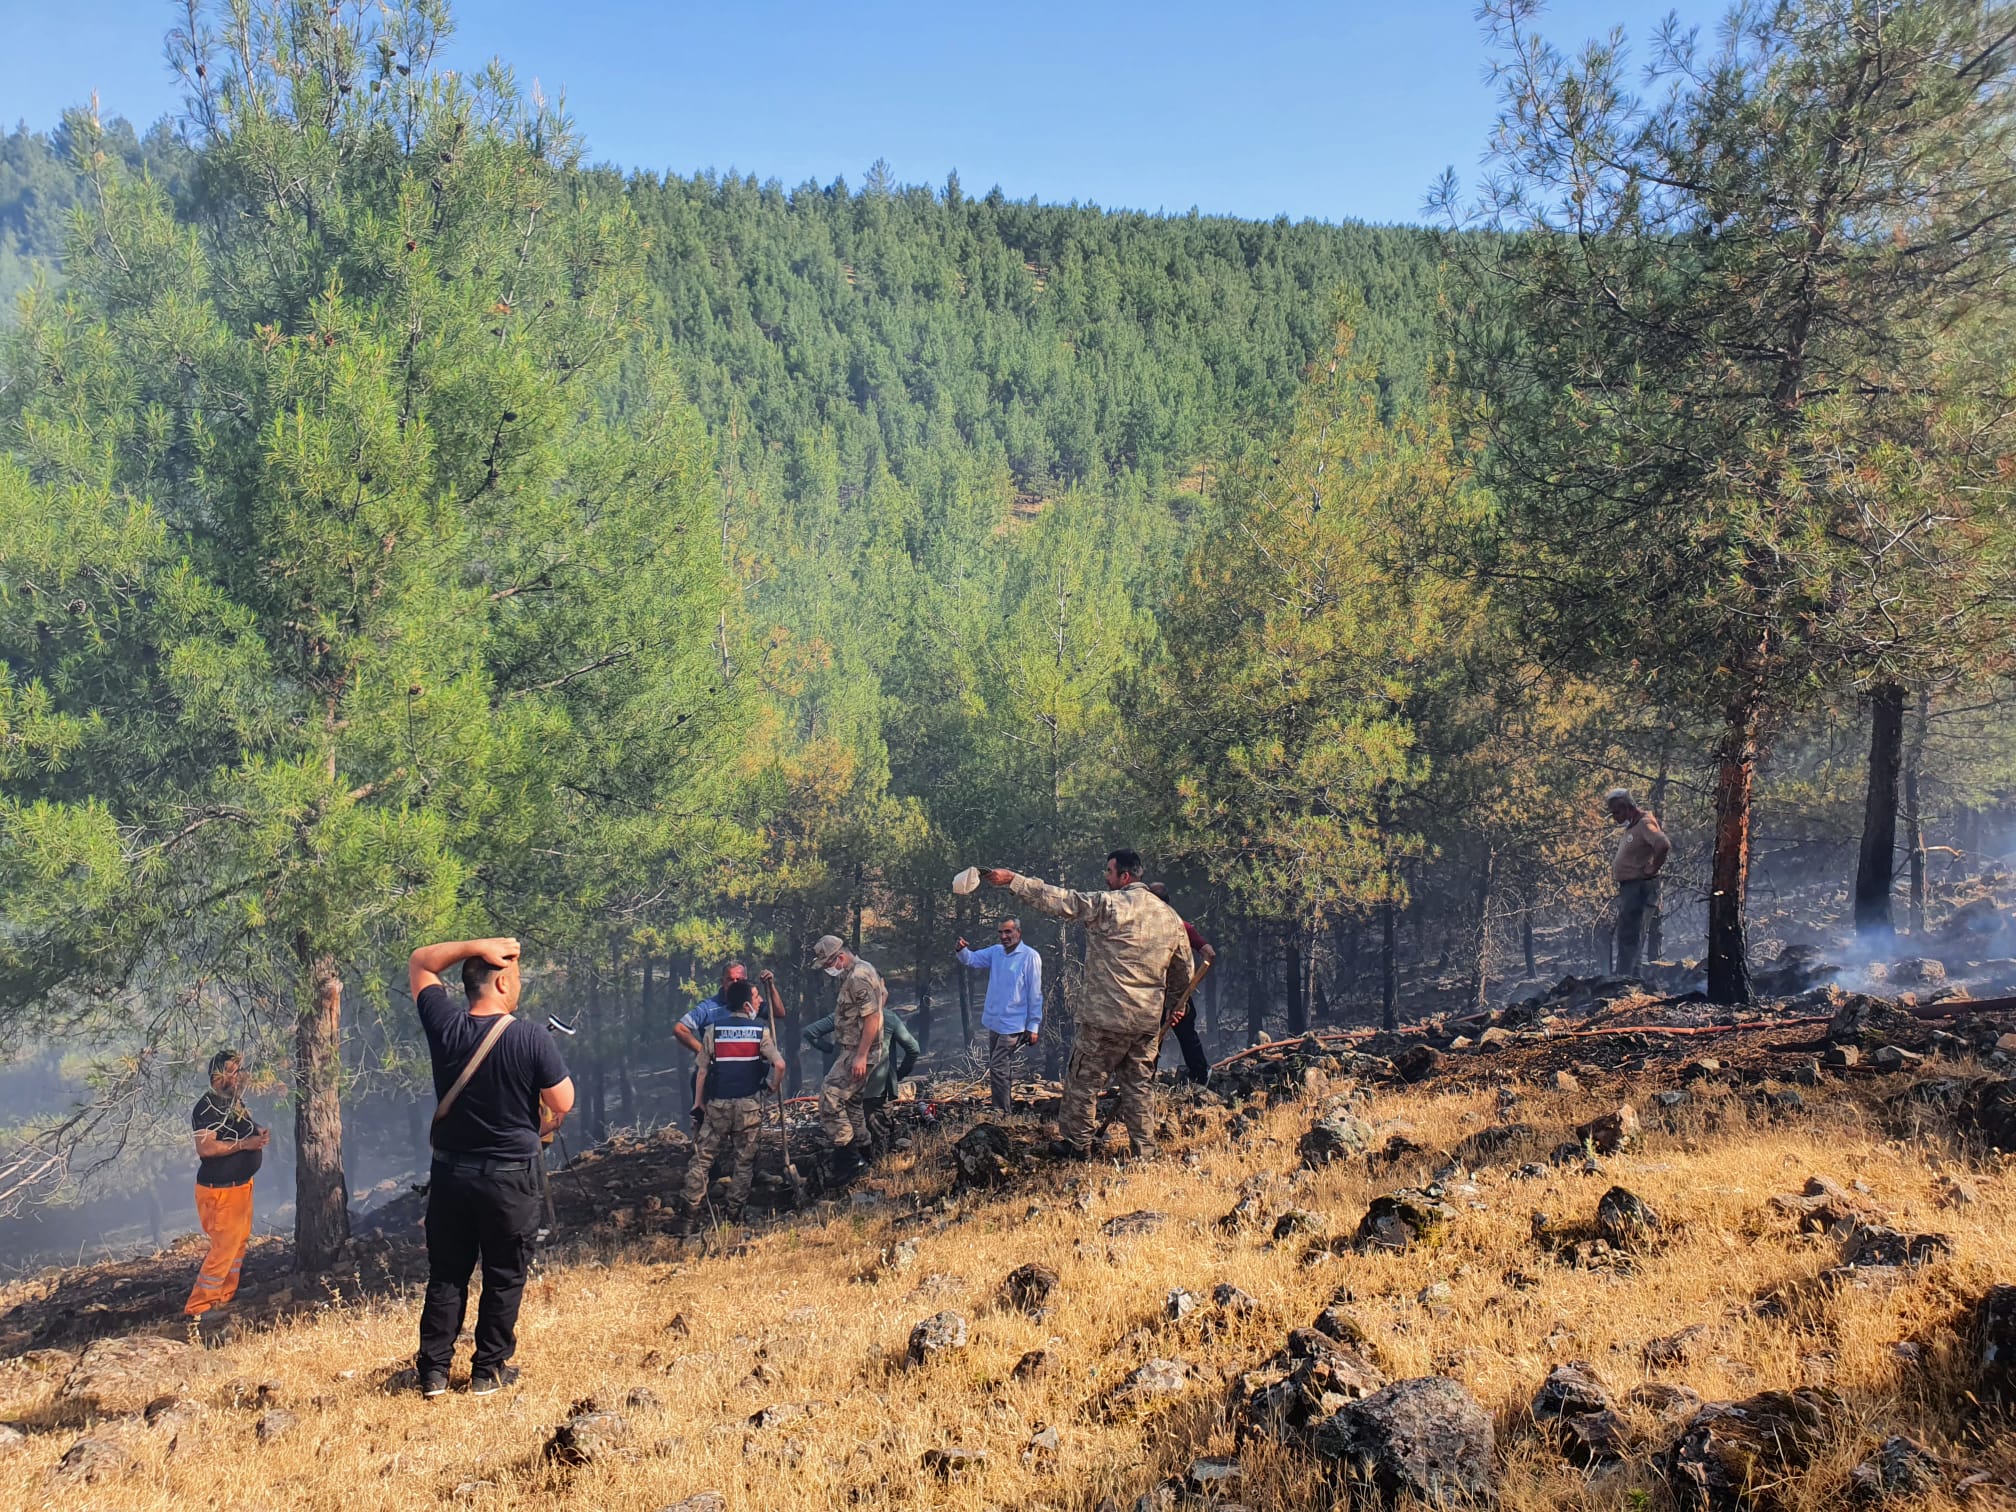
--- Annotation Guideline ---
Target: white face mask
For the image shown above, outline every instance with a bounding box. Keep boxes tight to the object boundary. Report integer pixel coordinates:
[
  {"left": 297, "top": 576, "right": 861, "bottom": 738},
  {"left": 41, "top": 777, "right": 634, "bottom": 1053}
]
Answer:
[{"left": 823, "top": 964, "right": 844, "bottom": 977}]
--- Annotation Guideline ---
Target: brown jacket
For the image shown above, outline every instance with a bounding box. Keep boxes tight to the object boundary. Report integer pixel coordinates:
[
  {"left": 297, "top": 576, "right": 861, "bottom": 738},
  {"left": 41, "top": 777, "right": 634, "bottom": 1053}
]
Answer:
[
  {"left": 1007, "top": 875, "right": 1193, "bottom": 1036},
  {"left": 1613, "top": 815, "right": 1672, "bottom": 883},
  {"left": 832, "top": 958, "right": 888, "bottom": 1056}
]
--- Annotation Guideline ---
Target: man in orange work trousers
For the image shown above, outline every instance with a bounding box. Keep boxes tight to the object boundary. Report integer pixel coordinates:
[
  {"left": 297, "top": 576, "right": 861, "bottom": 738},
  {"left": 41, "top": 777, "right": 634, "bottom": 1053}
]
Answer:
[{"left": 185, "top": 1047, "right": 269, "bottom": 1341}]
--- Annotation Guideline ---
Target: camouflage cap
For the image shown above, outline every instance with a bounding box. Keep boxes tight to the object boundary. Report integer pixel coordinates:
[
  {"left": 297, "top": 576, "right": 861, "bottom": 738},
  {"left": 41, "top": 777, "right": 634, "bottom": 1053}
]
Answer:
[{"left": 810, "top": 934, "right": 847, "bottom": 967}]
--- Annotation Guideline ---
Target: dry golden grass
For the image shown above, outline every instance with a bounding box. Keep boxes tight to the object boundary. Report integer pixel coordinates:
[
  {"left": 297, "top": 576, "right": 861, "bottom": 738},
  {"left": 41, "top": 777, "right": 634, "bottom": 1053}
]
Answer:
[{"left": 2, "top": 1072, "right": 2011, "bottom": 1511}]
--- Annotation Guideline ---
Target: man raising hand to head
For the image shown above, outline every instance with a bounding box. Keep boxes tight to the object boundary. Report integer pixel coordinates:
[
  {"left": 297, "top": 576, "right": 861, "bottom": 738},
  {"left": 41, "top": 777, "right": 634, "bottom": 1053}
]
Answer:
[{"left": 409, "top": 937, "right": 573, "bottom": 1398}]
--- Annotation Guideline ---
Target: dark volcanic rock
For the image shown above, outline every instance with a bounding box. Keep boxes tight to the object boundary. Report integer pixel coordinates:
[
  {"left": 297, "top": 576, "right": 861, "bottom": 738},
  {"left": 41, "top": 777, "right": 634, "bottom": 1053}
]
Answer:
[
  {"left": 1101, "top": 1210, "right": 1166, "bottom": 1238},
  {"left": 906, "top": 1311, "right": 969, "bottom": 1368},
  {"left": 1532, "top": 1361, "right": 1609, "bottom": 1420},
  {"left": 1964, "top": 1077, "right": 2016, "bottom": 1151},
  {"left": 1393, "top": 1045, "right": 1444, "bottom": 1084},
  {"left": 1354, "top": 1191, "right": 1456, "bottom": 1253},
  {"left": 1559, "top": 1408, "right": 1633, "bottom": 1466},
  {"left": 1665, "top": 1388, "right": 1844, "bottom": 1511},
  {"left": 1574, "top": 1104, "right": 1640, "bottom": 1156},
  {"left": 1001, "top": 1264, "right": 1059, "bottom": 1317},
  {"left": 1309, "top": 1376, "right": 1495, "bottom": 1507},
  {"left": 1848, "top": 1435, "right": 1943, "bottom": 1502},
  {"left": 1978, "top": 1284, "right": 2016, "bottom": 1391},
  {"left": 951, "top": 1123, "right": 1016, "bottom": 1187},
  {"left": 1840, "top": 1225, "right": 1951, "bottom": 1269},
  {"left": 1826, "top": 995, "right": 1923, "bottom": 1049},
  {"left": 1235, "top": 1331, "right": 1387, "bottom": 1447},
  {"left": 1596, "top": 1187, "right": 1662, "bottom": 1251},
  {"left": 50, "top": 1435, "right": 129, "bottom": 1483},
  {"left": 546, "top": 1407, "right": 631, "bottom": 1467},
  {"left": 1300, "top": 1115, "right": 1373, "bottom": 1168}
]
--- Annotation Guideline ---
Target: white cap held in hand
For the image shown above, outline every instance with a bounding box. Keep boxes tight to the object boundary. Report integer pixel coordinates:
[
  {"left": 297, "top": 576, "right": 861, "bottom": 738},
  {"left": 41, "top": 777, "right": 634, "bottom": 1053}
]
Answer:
[{"left": 951, "top": 866, "right": 980, "bottom": 895}]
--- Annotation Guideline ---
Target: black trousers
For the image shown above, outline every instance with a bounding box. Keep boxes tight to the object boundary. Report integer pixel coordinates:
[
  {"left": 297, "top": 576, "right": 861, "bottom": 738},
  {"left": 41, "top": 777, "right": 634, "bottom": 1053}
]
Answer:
[
  {"left": 1165, "top": 1010, "right": 1211, "bottom": 1084},
  {"left": 418, "top": 1158, "right": 541, "bottom": 1376}
]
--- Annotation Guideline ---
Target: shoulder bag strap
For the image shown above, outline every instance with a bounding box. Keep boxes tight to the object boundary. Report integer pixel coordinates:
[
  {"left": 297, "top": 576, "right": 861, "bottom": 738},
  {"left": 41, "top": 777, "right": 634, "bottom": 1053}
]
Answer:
[{"left": 432, "top": 1012, "right": 516, "bottom": 1128}]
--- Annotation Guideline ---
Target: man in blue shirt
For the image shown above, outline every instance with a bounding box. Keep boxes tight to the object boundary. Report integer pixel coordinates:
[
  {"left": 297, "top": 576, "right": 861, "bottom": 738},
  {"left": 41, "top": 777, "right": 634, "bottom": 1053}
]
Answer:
[
  {"left": 954, "top": 918, "right": 1043, "bottom": 1115},
  {"left": 673, "top": 962, "right": 785, "bottom": 1119}
]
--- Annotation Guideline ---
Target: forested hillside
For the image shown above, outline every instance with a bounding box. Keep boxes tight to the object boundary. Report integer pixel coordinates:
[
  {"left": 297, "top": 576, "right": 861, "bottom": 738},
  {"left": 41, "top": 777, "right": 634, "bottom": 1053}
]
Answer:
[{"left": 4, "top": 0, "right": 2016, "bottom": 1254}]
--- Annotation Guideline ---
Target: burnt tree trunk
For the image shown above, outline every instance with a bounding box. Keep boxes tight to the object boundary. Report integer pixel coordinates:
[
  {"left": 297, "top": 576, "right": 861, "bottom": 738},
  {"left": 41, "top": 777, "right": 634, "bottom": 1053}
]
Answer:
[
  {"left": 1706, "top": 701, "right": 1760, "bottom": 1004},
  {"left": 1285, "top": 925, "right": 1307, "bottom": 1038},
  {"left": 1647, "top": 739, "right": 1672, "bottom": 962},
  {"left": 1380, "top": 898, "right": 1399, "bottom": 1033},
  {"left": 1904, "top": 688, "right": 1930, "bottom": 935},
  {"left": 1244, "top": 925, "right": 1266, "bottom": 1045},
  {"left": 292, "top": 942, "right": 349, "bottom": 1272},
  {"left": 914, "top": 888, "right": 934, "bottom": 1052},
  {"left": 956, "top": 892, "right": 972, "bottom": 1047},
  {"left": 1521, "top": 883, "right": 1536, "bottom": 977},
  {"left": 1473, "top": 846, "right": 1495, "bottom": 1008},
  {"left": 1853, "top": 682, "right": 1905, "bottom": 938}
]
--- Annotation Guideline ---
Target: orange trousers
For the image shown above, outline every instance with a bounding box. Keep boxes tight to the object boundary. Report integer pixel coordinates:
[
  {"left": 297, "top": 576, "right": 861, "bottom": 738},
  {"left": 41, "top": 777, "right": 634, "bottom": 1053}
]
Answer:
[{"left": 184, "top": 1180, "right": 253, "bottom": 1315}]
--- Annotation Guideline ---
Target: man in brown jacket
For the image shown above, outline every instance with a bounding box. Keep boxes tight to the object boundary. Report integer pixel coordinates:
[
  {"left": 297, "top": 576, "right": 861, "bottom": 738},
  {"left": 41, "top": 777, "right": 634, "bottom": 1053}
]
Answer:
[
  {"left": 809, "top": 933, "right": 886, "bottom": 1180},
  {"left": 981, "top": 848, "right": 1191, "bottom": 1160},
  {"left": 1606, "top": 787, "right": 1672, "bottom": 977}
]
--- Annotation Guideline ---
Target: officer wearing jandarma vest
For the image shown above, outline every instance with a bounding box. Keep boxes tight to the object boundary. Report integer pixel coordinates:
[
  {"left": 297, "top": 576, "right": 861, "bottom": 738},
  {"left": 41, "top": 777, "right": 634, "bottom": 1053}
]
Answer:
[{"left": 674, "top": 978, "right": 785, "bottom": 1232}]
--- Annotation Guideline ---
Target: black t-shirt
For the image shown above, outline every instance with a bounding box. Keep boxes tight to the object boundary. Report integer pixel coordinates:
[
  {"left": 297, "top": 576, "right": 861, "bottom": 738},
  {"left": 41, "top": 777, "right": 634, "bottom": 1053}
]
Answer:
[
  {"left": 418, "top": 984, "right": 570, "bottom": 1161},
  {"left": 191, "top": 1090, "right": 262, "bottom": 1188}
]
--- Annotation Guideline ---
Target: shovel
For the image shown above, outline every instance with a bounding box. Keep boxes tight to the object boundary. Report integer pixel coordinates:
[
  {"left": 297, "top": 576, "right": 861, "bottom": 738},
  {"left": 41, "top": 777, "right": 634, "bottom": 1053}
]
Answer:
[
  {"left": 1156, "top": 956, "right": 1215, "bottom": 1059},
  {"left": 766, "top": 983, "right": 806, "bottom": 1207}
]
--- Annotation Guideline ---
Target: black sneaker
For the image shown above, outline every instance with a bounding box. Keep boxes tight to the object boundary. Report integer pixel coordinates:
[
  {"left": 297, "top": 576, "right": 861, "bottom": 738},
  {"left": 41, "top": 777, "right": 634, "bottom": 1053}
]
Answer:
[
  {"left": 469, "top": 1364, "right": 520, "bottom": 1396},
  {"left": 1044, "top": 1139, "right": 1092, "bottom": 1162},
  {"left": 419, "top": 1368, "right": 449, "bottom": 1399}
]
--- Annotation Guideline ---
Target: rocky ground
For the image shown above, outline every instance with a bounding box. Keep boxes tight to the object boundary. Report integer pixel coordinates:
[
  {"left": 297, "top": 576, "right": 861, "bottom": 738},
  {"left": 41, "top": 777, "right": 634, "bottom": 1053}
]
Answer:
[{"left": 0, "top": 966, "right": 2012, "bottom": 1509}]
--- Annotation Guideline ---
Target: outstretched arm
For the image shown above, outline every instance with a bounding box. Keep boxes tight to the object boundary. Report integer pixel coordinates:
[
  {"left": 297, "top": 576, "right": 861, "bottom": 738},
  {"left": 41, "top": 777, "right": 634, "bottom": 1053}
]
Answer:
[
  {"left": 981, "top": 869, "right": 1118, "bottom": 932},
  {"left": 410, "top": 937, "right": 518, "bottom": 998}
]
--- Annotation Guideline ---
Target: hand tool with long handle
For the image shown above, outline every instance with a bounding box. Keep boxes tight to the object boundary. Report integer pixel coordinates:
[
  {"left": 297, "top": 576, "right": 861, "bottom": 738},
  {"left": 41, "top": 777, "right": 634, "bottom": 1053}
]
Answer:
[{"left": 765, "top": 976, "right": 805, "bottom": 1207}]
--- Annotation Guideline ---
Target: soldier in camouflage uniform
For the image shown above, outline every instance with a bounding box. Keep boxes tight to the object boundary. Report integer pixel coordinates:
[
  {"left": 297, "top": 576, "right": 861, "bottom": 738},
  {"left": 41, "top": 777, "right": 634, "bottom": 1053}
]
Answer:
[
  {"left": 809, "top": 933, "right": 886, "bottom": 1179},
  {"left": 980, "top": 848, "right": 1191, "bottom": 1160}
]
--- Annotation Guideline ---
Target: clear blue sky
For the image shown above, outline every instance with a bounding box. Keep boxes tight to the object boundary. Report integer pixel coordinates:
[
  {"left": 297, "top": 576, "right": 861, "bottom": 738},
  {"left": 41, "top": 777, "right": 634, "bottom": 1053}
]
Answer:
[{"left": 6, "top": 0, "right": 1716, "bottom": 225}]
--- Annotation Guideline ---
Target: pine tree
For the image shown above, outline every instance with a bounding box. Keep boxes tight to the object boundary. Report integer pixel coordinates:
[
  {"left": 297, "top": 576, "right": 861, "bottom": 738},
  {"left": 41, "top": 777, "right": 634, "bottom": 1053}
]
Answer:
[
  {"left": 0, "top": 0, "right": 728, "bottom": 1263},
  {"left": 1440, "top": 0, "right": 2016, "bottom": 999}
]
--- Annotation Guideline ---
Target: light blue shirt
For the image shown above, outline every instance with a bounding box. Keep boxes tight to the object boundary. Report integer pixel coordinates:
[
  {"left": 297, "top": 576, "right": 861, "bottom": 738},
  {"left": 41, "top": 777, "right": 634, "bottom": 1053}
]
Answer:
[{"left": 956, "top": 942, "right": 1044, "bottom": 1034}]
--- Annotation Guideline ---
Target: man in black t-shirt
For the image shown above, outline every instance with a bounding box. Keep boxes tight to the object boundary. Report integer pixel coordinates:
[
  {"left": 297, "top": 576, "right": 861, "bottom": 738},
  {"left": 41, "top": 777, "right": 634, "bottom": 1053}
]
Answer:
[
  {"left": 409, "top": 936, "right": 574, "bottom": 1398},
  {"left": 184, "top": 1047, "right": 269, "bottom": 1328}
]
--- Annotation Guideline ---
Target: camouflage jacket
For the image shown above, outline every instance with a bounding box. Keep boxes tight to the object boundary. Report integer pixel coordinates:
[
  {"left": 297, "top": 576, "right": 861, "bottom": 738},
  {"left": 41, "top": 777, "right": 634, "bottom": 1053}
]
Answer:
[
  {"left": 831, "top": 957, "right": 888, "bottom": 1056},
  {"left": 1007, "top": 875, "right": 1192, "bottom": 1036}
]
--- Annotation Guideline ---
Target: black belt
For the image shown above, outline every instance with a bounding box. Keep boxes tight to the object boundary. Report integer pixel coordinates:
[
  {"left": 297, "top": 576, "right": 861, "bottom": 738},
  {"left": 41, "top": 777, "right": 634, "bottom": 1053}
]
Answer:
[{"left": 430, "top": 1153, "right": 535, "bottom": 1176}]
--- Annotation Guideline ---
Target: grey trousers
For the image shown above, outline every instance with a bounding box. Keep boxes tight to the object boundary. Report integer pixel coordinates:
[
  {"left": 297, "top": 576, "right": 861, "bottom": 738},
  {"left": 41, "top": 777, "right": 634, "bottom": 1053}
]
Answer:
[
  {"left": 986, "top": 1030, "right": 1031, "bottom": 1114},
  {"left": 1616, "top": 878, "right": 1660, "bottom": 977}
]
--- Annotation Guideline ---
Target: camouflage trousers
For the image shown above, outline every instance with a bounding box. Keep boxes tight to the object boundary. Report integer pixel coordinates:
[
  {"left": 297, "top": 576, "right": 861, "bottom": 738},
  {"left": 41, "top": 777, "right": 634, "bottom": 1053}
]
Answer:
[
  {"left": 1057, "top": 1021, "right": 1159, "bottom": 1150},
  {"left": 681, "top": 1095, "right": 764, "bottom": 1210},
  {"left": 819, "top": 1042, "right": 887, "bottom": 1149}
]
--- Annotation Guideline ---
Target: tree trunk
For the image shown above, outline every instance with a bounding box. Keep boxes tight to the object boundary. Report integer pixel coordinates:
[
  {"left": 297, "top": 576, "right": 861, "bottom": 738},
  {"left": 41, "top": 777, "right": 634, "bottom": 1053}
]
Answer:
[
  {"left": 1284, "top": 926, "right": 1307, "bottom": 1037},
  {"left": 956, "top": 894, "right": 972, "bottom": 1047},
  {"left": 1244, "top": 925, "right": 1266, "bottom": 1044},
  {"left": 1521, "top": 885, "right": 1536, "bottom": 978},
  {"left": 915, "top": 888, "right": 934, "bottom": 1052},
  {"left": 613, "top": 950, "right": 635, "bottom": 1124},
  {"left": 1853, "top": 682, "right": 1905, "bottom": 938},
  {"left": 1380, "top": 898, "right": 1398, "bottom": 1032},
  {"left": 291, "top": 942, "right": 349, "bottom": 1272},
  {"left": 1473, "top": 845, "right": 1495, "bottom": 1008},
  {"left": 640, "top": 956, "right": 656, "bottom": 1051},
  {"left": 1647, "top": 737, "right": 1671, "bottom": 963},
  {"left": 1706, "top": 701, "right": 1760, "bottom": 1004},
  {"left": 1904, "top": 688, "right": 1930, "bottom": 935}
]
